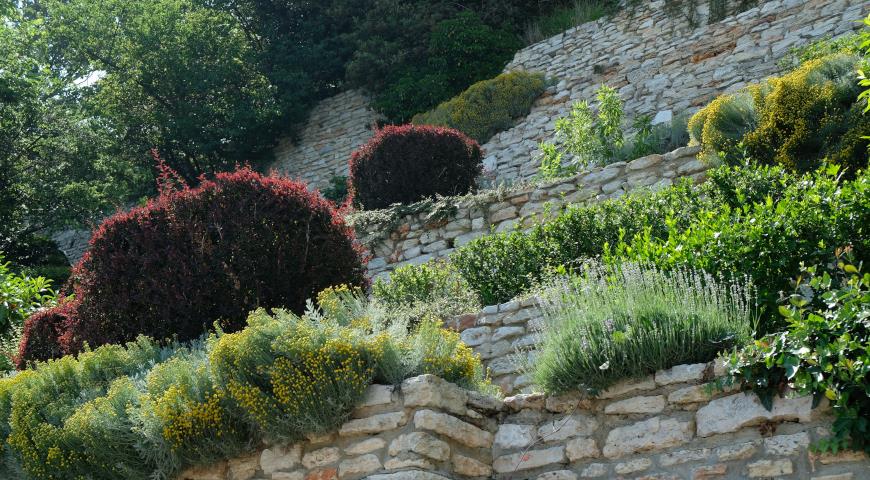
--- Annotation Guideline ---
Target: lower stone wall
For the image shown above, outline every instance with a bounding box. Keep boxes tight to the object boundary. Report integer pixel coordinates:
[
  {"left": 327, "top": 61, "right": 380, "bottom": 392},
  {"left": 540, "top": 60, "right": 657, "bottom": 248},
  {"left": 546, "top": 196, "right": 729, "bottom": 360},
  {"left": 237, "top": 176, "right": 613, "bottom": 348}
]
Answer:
[
  {"left": 357, "top": 146, "right": 707, "bottom": 280},
  {"left": 179, "top": 371, "right": 869, "bottom": 480}
]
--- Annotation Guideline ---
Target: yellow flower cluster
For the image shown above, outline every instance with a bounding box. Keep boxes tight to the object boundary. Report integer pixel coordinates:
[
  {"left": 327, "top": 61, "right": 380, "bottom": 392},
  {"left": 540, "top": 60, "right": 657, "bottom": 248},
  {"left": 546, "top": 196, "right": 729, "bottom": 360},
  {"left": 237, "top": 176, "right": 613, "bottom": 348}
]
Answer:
[{"left": 155, "top": 387, "right": 227, "bottom": 450}]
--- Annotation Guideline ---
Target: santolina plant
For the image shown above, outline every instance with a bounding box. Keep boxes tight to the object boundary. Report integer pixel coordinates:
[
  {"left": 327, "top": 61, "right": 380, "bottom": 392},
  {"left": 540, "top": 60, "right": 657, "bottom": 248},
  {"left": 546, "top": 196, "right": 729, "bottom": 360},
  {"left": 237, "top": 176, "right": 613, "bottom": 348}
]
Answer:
[
  {"left": 531, "top": 262, "right": 754, "bottom": 395},
  {"left": 0, "top": 287, "right": 489, "bottom": 479}
]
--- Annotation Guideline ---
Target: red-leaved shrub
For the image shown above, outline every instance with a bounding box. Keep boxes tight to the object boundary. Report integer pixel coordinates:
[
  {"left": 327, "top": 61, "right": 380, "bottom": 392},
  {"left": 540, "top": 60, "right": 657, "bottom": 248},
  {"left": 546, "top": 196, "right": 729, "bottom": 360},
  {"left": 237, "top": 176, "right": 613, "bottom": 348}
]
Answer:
[
  {"left": 16, "top": 300, "right": 78, "bottom": 369},
  {"left": 349, "top": 125, "right": 482, "bottom": 209},
  {"left": 19, "top": 167, "right": 366, "bottom": 363}
]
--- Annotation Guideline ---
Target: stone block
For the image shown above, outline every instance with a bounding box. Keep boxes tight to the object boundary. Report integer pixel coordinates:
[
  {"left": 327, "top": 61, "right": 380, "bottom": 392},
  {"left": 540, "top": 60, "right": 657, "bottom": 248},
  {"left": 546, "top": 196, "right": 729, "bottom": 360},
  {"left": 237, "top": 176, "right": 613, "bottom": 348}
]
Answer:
[
  {"left": 746, "top": 459, "right": 793, "bottom": 477},
  {"left": 302, "top": 447, "right": 340, "bottom": 469},
  {"left": 605, "top": 395, "right": 666, "bottom": 414},
  {"left": 339, "top": 411, "right": 406, "bottom": 436},
  {"left": 452, "top": 454, "right": 493, "bottom": 477},
  {"left": 344, "top": 438, "right": 385, "bottom": 456},
  {"left": 537, "top": 414, "right": 599, "bottom": 442},
  {"left": 602, "top": 416, "right": 694, "bottom": 458},
  {"left": 495, "top": 424, "right": 536, "bottom": 449},
  {"left": 493, "top": 446, "right": 566, "bottom": 473},
  {"left": 413, "top": 409, "right": 493, "bottom": 448},
  {"left": 655, "top": 363, "right": 707, "bottom": 385},
  {"left": 388, "top": 432, "right": 450, "bottom": 461},
  {"left": 338, "top": 454, "right": 381, "bottom": 478},
  {"left": 260, "top": 444, "right": 302, "bottom": 475},
  {"left": 401, "top": 375, "right": 468, "bottom": 416},
  {"left": 566, "top": 437, "right": 600, "bottom": 461},
  {"left": 614, "top": 458, "right": 653, "bottom": 474},
  {"left": 695, "top": 392, "right": 813, "bottom": 437}
]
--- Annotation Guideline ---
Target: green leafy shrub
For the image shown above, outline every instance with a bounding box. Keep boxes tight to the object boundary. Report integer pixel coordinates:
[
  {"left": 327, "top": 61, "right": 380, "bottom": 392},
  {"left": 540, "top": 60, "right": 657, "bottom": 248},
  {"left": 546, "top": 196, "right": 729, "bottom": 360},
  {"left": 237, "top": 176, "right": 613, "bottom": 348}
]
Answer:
[
  {"left": 533, "top": 263, "right": 754, "bottom": 394},
  {"left": 321, "top": 175, "right": 349, "bottom": 204},
  {"left": 411, "top": 71, "right": 548, "bottom": 144},
  {"left": 372, "top": 260, "right": 477, "bottom": 308},
  {"left": 724, "top": 252, "right": 869, "bottom": 453},
  {"left": 0, "top": 254, "right": 56, "bottom": 371},
  {"left": 0, "top": 287, "right": 489, "bottom": 478},
  {"left": 779, "top": 31, "right": 862, "bottom": 70},
  {"left": 608, "top": 165, "right": 870, "bottom": 333}
]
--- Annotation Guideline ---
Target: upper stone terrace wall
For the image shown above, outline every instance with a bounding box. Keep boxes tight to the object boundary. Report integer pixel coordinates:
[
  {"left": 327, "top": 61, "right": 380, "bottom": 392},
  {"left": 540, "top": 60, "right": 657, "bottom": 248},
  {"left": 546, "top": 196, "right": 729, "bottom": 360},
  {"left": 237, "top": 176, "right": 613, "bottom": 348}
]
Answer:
[
  {"left": 179, "top": 372, "right": 870, "bottom": 480},
  {"left": 270, "top": 90, "right": 383, "bottom": 190},
  {"left": 355, "top": 146, "right": 706, "bottom": 281},
  {"left": 480, "top": 0, "right": 867, "bottom": 183}
]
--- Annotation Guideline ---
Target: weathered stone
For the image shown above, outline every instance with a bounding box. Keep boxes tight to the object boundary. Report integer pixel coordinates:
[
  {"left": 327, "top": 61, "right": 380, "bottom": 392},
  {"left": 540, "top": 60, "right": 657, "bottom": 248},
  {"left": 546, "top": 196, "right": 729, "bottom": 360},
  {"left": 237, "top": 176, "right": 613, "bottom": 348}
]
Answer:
[
  {"left": 357, "top": 384, "right": 394, "bottom": 408},
  {"left": 695, "top": 392, "right": 813, "bottom": 437},
  {"left": 715, "top": 441, "right": 757, "bottom": 461},
  {"left": 598, "top": 377, "right": 656, "bottom": 399},
  {"left": 337, "top": 454, "right": 381, "bottom": 478},
  {"left": 413, "top": 409, "right": 493, "bottom": 448},
  {"left": 492, "top": 326, "right": 525, "bottom": 342},
  {"left": 566, "top": 437, "right": 600, "bottom": 461},
  {"left": 614, "top": 458, "right": 653, "bottom": 474},
  {"left": 338, "top": 411, "right": 406, "bottom": 436},
  {"left": 537, "top": 414, "right": 599, "bottom": 442},
  {"left": 655, "top": 363, "right": 707, "bottom": 385},
  {"left": 545, "top": 392, "right": 593, "bottom": 413},
  {"left": 495, "top": 424, "right": 536, "bottom": 449},
  {"left": 746, "top": 459, "right": 793, "bottom": 477},
  {"left": 763, "top": 432, "right": 810, "bottom": 456},
  {"left": 366, "top": 472, "right": 452, "bottom": 480},
  {"left": 260, "top": 444, "right": 302, "bottom": 475},
  {"left": 302, "top": 447, "right": 340, "bottom": 469},
  {"left": 493, "top": 446, "right": 566, "bottom": 473},
  {"left": 460, "top": 327, "right": 491, "bottom": 347},
  {"left": 504, "top": 393, "right": 546, "bottom": 411},
  {"left": 659, "top": 447, "right": 711, "bottom": 466},
  {"left": 579, "top": 463, "right": 608, "bottom": 478},
  {"left": 605, "top": 395, "right": 666, "bottom": 414},
  {"left": 382, "top": 455, "right": 434, "bottom": 471},
  {"left": 272, "top": 472, "right": 304, "bottom": 480},
  {"left": 537, "top": 470, "right": 578, "bottom": 480},
  {"left": 452, "top": 454, "right": 493, "bottom": 477},
  {"left": 228, "top": 453, "right": 259, "bottom": 480},
  {"left": 305, "top": 469, "right": 338, "bottom": 480},
  {"left": 692, "top": 463, "right": 727, "bottom": 479},
  {"left": 388, "top": 432, "right": 450, "bottom": 461},
  {"left": 811, "top": 475, "right": 854, "bottom": 480},
  {"left": 344, "top": 437, "right": 385, "bottom": 456},
  {"left": 602, "top": 416, "right": 694, "bottom": 458},
  {"left": 401, "top": 374, "right": 468, "bottom": 416},
  {"left": 815, "top": 450, "right": 869, "bottom": 464}
]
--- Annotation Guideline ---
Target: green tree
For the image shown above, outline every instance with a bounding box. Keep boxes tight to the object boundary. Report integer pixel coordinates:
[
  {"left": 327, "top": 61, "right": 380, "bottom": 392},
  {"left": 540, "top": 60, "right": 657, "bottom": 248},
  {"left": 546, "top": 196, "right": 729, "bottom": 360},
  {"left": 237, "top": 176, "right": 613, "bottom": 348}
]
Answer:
[{"left": 41, "top": 0, "right": 283, "bottom": 182}]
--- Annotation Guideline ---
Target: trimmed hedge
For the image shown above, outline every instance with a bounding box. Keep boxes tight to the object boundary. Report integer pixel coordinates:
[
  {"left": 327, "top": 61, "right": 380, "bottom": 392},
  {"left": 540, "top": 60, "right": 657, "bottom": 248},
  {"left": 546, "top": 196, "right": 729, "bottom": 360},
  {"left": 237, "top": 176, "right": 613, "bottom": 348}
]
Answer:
[
  {"left": 18, "top": 168, "right": 366, "bottom": 365},
  {"left": 349, "top": 125, "right": 482, "bottom": 210},
  {"left": 412, "top": 71, "right": 548, "bottom": 143}
]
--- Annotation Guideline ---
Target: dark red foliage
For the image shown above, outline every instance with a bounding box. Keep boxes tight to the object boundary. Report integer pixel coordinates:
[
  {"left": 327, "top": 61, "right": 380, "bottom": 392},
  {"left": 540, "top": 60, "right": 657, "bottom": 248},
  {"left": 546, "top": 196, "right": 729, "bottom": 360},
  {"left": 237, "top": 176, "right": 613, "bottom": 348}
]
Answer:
[
  {"left": 16, "top": 300, "right": 78, "bottom": 369},
  {"left": 348, "top": 125, "right": 482, "bottom": 210},
  {"left": 22, "top": 167, "right": 366, "bottom": 360}
]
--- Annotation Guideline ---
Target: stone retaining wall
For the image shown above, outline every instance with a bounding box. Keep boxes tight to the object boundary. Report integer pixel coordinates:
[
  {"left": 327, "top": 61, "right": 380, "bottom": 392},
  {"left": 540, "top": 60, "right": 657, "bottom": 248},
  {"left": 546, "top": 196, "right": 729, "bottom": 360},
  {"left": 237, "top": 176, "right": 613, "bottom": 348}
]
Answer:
[
  {"left": 180, "top": 372, "right": 869, "bottom": 480},
  {"left": 271, "top": 90, "right": 383, "bottom": 189},
  {"left": 480, "top": 0, "right": 867, "bottom": 183},
  {"left": 357, "top": 146, "right": 706, "bottom": 280}
]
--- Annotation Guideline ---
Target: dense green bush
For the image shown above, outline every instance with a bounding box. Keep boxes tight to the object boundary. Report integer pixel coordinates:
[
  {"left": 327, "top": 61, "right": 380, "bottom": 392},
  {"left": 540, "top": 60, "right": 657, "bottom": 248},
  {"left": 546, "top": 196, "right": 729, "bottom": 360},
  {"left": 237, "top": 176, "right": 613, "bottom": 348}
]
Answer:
[
  {"left": 450, "top": 164, "right": 868, "bottom": 334},
  {"left": 523, "top": 0, "right": 619, "bottom": 44},
  {"left": 0, "top": 254, "right": 56, "bottom": 371},
  {"left": 533, "top": 263, "right": 753, "bottom": 394},
  {"left": 691, "top": 54, "right": 868, "bottom": 173},
  {"left": 0, "top": 287, "right": 489, "bottom": 479},
  {"left": 608, "top": 165, "right": 870, "bottom": 332},
  {"left": 412, "top": 71, "right": 548, "bottom": 143},
  {"left": 725, "top": 252, "right": 869, "bottom": 453}
]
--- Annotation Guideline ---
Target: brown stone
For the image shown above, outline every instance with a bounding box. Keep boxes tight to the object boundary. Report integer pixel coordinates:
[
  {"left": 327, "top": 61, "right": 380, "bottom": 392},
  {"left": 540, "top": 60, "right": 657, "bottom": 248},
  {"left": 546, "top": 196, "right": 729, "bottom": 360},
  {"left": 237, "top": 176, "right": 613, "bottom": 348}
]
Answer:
[{"left": 305, "top": 468, "right": 338, "bottom": 480}]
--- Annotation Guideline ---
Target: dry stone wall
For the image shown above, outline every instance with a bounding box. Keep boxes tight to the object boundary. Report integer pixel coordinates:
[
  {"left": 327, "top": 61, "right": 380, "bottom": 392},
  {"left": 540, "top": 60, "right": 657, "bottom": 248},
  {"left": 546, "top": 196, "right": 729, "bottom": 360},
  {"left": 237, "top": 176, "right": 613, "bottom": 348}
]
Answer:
[
  {"left": 271, "top": 90, "right": 383, "bottom": 189},
  {"left": 481, "top": 0, "right": 868, "bottom": 183},
  {"left": 180, "top": 371, "right": 869, "bottom": 480},
  {"left": 356, "top": 146, "right": 707, "bottom": 280}
]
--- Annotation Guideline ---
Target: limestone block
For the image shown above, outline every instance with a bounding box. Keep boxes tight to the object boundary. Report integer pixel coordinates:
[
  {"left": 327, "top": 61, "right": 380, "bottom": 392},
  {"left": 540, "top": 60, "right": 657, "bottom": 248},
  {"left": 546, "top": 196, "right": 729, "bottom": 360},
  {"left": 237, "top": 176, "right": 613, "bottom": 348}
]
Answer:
[
  {"left": 566, "top": 437, "right": 600, "bottom": 461},
  {"left": 655, "top": 363, "right": 707, "bottom": 385},
  {"left": 604, "top": 395, "right": 666, "bottom": 414},
  {"left": 537, "top": 470, "right": 578, "bottom": 480},
  {"left": 746, "top": 459, "right": 793, "bottom": 477},
  {"left": 598, "top": 377, "right": 656, "bottom": 399},
  {"left": 302, "top": 447, "right": 340, "bottom": 469},
  {"left": 452, "top": 454, "right": 493, "bottom": 477},
  {"left": 602, "top": 416, "right": 694, "bottom": 458},
  {"left": 614, "top": 458, "right": 653, "bottom": 474},
  {"left": 413, "top": 409, "right": 493, "bottom": 448},
  {"left": 495, "top": 424, "right": 536, "bottom": 449},
  {"left": 338, "top": 411, "right": 406, "bottom": 436},
  {"left": 338, "top": 454, "right": 381, "bottom": 478},
  {"left": 493, "top": 446, "right": 566, "bottom": 473},
  {"left": 402, "top": 374, "right": 469, "bottom": 416},
  {"left": 695, "top": 392, "right": 813, "bottom": 437},
  {"left": 260, "top": 444, "right": 302, "bottom": 475},
  {"left": 537, "top": 414, "right": 599, "bottom": 442},
  {"left": 344, "top": 438, "right": 385, "bottom": 456},
  {"left": 357, "top": 384, "right": 394, "bottom": 408},
  {"left": 388, "top": 432, "right": 450, "bottom": 461},
  {"left": 228, "top": 453, "right": 258, "bottom": 480},
  {"left": 763, "top": 432, "right": 810, "bottom": 456}
]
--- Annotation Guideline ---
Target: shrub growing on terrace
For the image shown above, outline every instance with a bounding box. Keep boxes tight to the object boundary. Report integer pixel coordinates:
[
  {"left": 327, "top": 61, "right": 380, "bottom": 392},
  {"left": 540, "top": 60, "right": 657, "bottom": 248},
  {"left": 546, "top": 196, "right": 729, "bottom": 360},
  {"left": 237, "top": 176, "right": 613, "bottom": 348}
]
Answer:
[
  {"left": 349, "top": 125, "right": 482, "bottom": 210},
  {"left": 411, "top": 71, "right": 548, "bottom": 143},
  {"left": 0, "top": 289, "right": 489, "bottom": 479},
  {"left": 18, "top": 167, "right": 366, "bottom": 364},
  {"left": 532, "top": 262, "right": 753, "bottom": 394}
]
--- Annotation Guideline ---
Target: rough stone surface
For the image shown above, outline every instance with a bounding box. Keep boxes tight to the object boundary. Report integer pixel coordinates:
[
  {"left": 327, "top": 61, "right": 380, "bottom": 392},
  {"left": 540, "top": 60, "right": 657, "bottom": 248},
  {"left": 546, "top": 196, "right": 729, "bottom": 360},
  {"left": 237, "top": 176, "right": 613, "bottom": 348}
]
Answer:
[
  {"left": 413, "top": 409, "right": 493, "bottom": 448},
  {"left": 495, "top": 424, "right": 536, "bottom": 449},
  {"left": 337, "top": 454, "right": 381, "bottom": 478},
  {"left": 746, "top": 459, "right": 794, "bottom": 477},
  {"left": 493, "top": 446, "right": 566, "bottom": 473},
  {"left": 452, "top": 454, "right": 493, "bottom": 477},
  {"left": 696, "top": 392, "right": 814, "bottom": 437},
  {"left": 388, "top": 432, "right": 450, "bottom": 461},
  {"left": 402, "top": 374, "right": 467, "bottom": 416},
  {"left": 338, "top": 412, "right": 406, "bottom": 436},
  {"left": 261, "top": 444, "right": 302, "bottom": 475},
  {"left": 604, "top": 395, "right": 666, "bottom": 415},
  {"left": 602, "top": 416, "right": 694, "bottom": 458}
]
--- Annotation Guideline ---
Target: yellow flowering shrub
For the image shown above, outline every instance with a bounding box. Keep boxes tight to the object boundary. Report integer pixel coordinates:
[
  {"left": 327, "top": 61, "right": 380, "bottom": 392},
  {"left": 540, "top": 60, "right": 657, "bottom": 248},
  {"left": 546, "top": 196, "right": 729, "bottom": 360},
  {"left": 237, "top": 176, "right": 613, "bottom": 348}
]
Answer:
[{"left": 413, "top": 71, "right": 548, "bottom": 143}]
